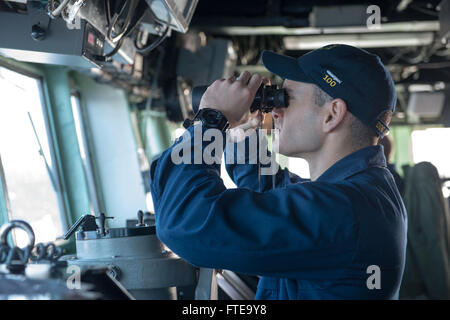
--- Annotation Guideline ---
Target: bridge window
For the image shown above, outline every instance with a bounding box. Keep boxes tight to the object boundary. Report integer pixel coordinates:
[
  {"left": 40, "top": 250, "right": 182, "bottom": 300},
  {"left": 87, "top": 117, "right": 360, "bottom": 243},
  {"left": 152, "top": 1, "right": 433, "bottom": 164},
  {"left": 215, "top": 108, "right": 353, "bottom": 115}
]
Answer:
[
  {"left": 412, "top": 127, "right": 450, "bottom": 178},
  {"left": 0, "top": 66, "right": 64, "bottom": 246}
]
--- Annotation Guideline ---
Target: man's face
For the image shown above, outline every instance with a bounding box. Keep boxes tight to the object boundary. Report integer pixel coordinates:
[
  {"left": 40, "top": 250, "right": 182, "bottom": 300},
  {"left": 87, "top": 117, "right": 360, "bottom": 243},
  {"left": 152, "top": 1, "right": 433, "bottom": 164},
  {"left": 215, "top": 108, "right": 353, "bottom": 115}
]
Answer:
[{"left": 272, "top": 80, "right": 325, "bottom": 157}]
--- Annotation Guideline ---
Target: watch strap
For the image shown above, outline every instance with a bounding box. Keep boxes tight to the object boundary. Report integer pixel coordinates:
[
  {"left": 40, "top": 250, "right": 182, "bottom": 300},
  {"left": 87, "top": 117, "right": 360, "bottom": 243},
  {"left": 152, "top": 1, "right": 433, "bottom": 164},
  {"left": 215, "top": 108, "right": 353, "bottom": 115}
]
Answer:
[{"left": 183, "top": 108, "right": 229, "bottom": 132}]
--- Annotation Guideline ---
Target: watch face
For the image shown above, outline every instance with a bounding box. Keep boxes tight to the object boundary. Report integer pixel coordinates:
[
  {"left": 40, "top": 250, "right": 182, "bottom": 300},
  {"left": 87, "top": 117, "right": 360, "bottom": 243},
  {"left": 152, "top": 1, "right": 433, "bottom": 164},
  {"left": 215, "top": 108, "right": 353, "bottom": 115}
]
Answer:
[
  {"left": 196, "top": 108, "right": 228, "bottom": 131},
  {"left": 204, "top": 110, "right": 221, "bottom": 125}
]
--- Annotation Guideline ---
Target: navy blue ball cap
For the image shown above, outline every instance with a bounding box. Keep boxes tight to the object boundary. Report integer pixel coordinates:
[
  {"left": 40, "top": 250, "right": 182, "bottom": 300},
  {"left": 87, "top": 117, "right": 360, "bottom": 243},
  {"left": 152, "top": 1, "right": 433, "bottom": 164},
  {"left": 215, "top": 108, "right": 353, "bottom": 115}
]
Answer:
[{"left": 261, "top": 44, "right": 397, "bottom": 138}]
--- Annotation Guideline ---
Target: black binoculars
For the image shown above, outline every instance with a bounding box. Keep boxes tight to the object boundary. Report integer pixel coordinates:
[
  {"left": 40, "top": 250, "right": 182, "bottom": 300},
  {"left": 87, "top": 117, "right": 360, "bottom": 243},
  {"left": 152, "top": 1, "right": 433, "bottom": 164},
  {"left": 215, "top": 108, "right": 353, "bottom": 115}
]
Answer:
[{"left": 191, "top": 84, "right": 289, "bottom": 114}]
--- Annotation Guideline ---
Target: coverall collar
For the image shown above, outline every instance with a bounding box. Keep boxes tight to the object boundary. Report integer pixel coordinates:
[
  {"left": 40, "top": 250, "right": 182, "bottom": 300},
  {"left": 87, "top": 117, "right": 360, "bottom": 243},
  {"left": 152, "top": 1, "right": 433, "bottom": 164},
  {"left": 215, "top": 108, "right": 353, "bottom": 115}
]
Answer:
[{"left": 316, "top": 145, "right": 386, "bottom": 183}]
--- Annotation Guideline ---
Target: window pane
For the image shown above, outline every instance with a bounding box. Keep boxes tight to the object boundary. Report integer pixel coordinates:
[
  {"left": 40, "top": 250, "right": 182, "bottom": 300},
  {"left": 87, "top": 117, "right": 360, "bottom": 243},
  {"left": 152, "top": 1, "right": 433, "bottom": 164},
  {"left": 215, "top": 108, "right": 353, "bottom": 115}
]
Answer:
[
  {"left": 70, "top": 94, "right": 100, "bottom": 214},
  {"left": 0, "top": 66, "right": 63, "bottom": 246},
  {"left": 70, "top": 95, "right": 87, "bottom": 161},
  {"left": 411, "top": 128, "right": 450, "bottom": 178}
]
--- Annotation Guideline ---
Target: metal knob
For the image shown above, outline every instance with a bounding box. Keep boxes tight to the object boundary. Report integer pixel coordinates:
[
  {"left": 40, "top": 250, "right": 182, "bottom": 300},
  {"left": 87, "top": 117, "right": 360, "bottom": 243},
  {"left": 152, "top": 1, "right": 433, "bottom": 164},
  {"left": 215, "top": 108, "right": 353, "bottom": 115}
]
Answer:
[
  {"left": 136, "top": 210, "right": 147, "bottom": 227},
  {"left": 95, "top": 213, "right": 114, "bottom": 236}
]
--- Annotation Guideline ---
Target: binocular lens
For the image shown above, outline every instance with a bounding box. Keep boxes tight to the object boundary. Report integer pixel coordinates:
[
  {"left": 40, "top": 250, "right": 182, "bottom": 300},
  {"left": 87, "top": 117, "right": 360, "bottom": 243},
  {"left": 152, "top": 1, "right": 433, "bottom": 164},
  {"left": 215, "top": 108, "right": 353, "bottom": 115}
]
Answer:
[{"left": 191, "top": 84, "right": 288, "bottom": 114}]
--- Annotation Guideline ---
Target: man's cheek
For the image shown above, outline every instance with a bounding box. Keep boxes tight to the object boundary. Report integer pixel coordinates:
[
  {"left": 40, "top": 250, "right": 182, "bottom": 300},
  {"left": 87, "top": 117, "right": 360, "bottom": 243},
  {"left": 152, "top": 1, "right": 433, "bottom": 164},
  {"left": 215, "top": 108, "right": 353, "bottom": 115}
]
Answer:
[{"left": 278, "top": 131, "right": 287, "bottom": 153}]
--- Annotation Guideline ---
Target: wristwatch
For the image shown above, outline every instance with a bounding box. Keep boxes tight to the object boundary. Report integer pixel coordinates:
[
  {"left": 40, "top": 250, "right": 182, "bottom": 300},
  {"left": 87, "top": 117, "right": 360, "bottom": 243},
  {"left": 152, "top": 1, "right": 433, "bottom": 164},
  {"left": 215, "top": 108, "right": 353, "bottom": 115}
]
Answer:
[{"left": 183, "top": 108, "right": 229, "bottom": 132}]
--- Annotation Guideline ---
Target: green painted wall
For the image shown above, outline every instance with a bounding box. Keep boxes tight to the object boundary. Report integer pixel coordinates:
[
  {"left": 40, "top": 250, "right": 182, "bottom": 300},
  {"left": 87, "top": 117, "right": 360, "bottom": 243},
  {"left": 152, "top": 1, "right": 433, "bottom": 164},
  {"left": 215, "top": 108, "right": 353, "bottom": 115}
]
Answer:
[
  {"left": 41, "top": 66, "right": 91, "bottom": 229},
  {"left": 0, "top": 174, "right": 9, "bottom": 227},
  {"left": 391, "top": 125, "right": 414, "bottom": 176},
  {"left": 141, "top": 110, "right": 173, "bottom": 161},
  {"left": 70, "top": 72, "right": 148, "bottom": 227}
]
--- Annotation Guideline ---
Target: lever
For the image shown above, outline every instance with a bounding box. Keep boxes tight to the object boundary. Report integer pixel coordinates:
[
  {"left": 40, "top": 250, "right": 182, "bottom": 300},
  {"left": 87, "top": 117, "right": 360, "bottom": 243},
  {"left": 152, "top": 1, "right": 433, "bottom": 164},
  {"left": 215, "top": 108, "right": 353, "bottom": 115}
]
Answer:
[
  {"left": 63, "top": 214, "right": 98, "bottom": 240},
  {"left": 95, "top": 213, "right": 114, "bottom": 236},
  {"left": 136, "top": 210, "right": 147, "bottom": 227}
]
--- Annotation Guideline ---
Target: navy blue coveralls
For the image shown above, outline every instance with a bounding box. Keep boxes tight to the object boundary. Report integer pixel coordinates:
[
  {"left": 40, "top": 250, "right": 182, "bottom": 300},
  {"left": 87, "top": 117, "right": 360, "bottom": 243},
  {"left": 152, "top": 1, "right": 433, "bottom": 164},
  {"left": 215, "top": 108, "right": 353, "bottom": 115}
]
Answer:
[{"left": 150, "top": 125, "right": 407, "bottom": 299}]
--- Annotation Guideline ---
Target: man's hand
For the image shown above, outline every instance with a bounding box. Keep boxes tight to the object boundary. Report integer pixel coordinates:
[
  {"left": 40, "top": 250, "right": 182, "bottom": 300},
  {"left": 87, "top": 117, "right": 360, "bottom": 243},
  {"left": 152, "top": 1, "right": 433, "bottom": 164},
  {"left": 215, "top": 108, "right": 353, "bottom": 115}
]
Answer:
[{"left": 199, "top": 71, "right": 262, "bottom": 128}]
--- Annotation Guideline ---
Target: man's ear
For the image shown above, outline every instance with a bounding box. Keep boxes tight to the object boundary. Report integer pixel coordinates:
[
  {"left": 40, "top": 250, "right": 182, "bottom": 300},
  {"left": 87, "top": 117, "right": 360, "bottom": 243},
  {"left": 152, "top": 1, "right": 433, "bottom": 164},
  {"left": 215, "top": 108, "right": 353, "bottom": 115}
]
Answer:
[{"left": 322, "top": 98, "right": 348, "bottom": 133}]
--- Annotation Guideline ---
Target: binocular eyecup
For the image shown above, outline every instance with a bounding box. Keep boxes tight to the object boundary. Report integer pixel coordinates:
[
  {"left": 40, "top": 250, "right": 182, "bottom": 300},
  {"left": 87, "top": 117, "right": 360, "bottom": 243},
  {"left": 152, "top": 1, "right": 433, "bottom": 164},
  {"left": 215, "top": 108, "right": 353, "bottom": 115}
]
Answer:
[{"left": 191, "top": 84, "right": 289, "bottom": 114}]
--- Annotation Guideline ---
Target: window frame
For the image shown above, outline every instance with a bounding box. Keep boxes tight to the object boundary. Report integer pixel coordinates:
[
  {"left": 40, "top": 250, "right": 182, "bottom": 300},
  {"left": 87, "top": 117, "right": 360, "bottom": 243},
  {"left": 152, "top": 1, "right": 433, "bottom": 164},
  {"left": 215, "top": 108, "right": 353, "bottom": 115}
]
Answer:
[
  {"left": 69, "top": 91, "right": 103, "bottom": 214},
  {"left": 0, "top": 58, "right": 69, "bottom": 232},
  {"left": 0, "top": 154, "right": 12, "bottom": 227}
]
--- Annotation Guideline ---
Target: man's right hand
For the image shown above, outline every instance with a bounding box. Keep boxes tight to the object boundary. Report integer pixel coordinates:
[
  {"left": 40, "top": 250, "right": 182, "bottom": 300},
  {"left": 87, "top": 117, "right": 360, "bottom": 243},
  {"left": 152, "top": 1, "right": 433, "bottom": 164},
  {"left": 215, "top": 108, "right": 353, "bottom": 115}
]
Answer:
[{"left": 199, "top": 71, "right": 262, "bottom": 128}]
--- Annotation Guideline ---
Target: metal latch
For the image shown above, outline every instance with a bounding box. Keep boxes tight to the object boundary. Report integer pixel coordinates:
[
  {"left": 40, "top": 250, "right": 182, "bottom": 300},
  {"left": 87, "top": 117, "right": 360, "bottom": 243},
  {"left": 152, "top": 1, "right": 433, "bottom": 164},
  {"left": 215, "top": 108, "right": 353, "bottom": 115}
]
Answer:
[{"left": 63, "top": 214, "right": 98, "bottom": 240}]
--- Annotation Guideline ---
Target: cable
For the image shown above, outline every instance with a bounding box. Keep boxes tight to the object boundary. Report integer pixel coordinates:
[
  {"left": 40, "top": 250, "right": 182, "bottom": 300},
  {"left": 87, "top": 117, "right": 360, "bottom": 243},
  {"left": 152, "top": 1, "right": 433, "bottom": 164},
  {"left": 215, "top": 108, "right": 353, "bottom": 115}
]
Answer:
[
  {"left": 105, "top": 0, "right": 112, "bottom": 26},
  {"left": 103, "top": 36, "right": 126, "bottom": 60},
  {"left": 435, "top": 47, "right": 450, "bottom": 57},
  {"left": 134, "top": 25, "right": 170, "bottom": 55},
  {"left": 146, "top": 0, "right": 177, "bottom": 29},
  {"left": 271, "top": 116, "right": 276, "bottom": 190},
  {"left": 133, "top": 0, "right": 172, "bottom": 55},
  {"left": 107, "top": 0, "right": 136, "bottom": 43},
  {"left": 97, "top": 0, "right": 148, "bottom": 61},
  {"left": 4, "top": 1, "right": 14, "bottom": 11},
  {"left": 47, "top": 0, "right": 71, "bottom": 19},
  {"left": 409, "top": 3, "right": 439, "bottom": 17},
  {"left": 257, "top": 111, "right": 262, "bottom": 192}
]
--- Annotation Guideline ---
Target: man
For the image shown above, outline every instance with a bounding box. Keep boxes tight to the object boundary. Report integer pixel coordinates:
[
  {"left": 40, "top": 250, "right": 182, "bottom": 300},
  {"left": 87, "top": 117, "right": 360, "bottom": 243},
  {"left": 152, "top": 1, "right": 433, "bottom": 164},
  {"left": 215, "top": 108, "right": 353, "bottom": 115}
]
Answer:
[
  {"left": 379, "top": 135, "right": 405, "bottom": 195},
  {"left": 150, "top": 44, "right": 407, "bottom": 299}
]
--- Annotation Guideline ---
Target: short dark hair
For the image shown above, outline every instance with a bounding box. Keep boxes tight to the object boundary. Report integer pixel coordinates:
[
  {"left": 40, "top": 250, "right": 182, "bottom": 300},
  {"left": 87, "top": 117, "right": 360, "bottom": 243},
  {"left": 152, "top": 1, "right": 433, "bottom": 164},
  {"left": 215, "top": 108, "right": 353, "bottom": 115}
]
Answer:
[
  {"left": 349, "top": 110, "right": 392, "bottom": 148},
  {"left": 312, "top": 85, "right": 392, "bottom": 148},
  {"left": 313, "top": 85, "right": 333, "bottom": 107}
]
